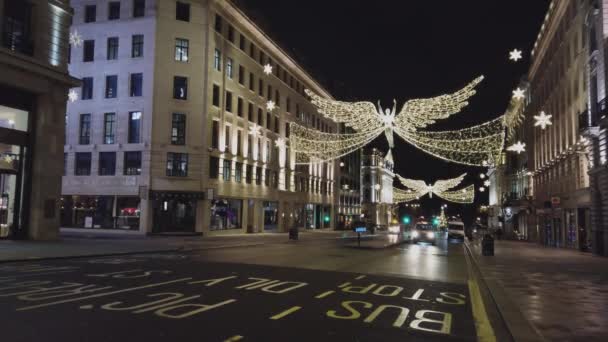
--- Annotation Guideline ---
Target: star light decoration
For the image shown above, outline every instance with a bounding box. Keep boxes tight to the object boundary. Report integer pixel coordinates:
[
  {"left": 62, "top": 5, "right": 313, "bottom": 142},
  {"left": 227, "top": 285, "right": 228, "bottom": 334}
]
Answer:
[
  {"left": 68, "top": 89, "right": 78, "bottom": 103},
  {"left": 484, "top": 180, "right": 491, "bottom": 187},
  {"left": 266, "top": 100, "right": 276, "bottom": 111},
  {"left": 534, "top": 111, "right": 552, "bottom": 130},
  {"left": 274, "top": 137, "right": 286, "bottom": 150},
  {"left": 394, "top": 173, "right": 475, "bottom": 204},
  {"left": 512, "top": 88, "right": 525, "bottom": 100},
  {"left": 507, "top": 141, "right": 526, "bottom": 154},
  {"left": 263, "top": 64, "right": 273, "bottom": 75},
  {"left": 292, "top": 76, "right": 505, "bottom": 166},
  {"left": 69, "top": 30, "right": 83, "bottom": 47},
  {"left": 509, "top": 49, "right": 523, "bottom": 62}
]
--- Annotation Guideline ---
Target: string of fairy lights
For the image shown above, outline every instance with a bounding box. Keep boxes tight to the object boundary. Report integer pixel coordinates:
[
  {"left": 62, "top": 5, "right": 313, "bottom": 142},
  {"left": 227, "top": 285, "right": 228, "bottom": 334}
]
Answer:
[{"left": 393, "top": 173, "right": 475, "bottom": 204}]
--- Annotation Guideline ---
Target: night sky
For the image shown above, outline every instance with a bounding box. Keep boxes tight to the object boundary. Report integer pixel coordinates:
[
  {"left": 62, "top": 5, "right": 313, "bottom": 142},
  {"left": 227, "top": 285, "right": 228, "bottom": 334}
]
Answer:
[{"left": 238, "top": 0, "right": 551, "bottom": 223}]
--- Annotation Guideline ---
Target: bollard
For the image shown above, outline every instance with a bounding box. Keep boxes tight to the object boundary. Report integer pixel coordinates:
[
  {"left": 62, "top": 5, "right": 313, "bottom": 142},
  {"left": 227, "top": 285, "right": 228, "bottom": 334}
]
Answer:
[{"left": 482, "top": 234, "right": 494, "bottom": 256}]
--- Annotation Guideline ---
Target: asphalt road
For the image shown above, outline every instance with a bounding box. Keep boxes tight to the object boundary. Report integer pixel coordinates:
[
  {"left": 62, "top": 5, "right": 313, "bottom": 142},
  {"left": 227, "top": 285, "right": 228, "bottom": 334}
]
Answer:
[{"left": 0, "top": 236, "right": 479, "bottom": 341}]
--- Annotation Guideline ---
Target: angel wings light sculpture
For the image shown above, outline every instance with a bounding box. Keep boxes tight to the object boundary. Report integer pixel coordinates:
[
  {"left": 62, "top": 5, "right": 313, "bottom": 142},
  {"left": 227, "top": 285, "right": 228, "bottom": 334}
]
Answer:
[
  {"left": 291, "top": 76, "right": 505, "bottom": 166},
  {"left": 393, "top": 173, "right": 475, "bottom": 204}
]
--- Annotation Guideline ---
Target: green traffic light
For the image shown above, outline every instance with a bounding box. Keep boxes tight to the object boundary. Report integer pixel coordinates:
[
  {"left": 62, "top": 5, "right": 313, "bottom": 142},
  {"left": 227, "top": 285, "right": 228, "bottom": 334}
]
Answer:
[
  {"left": 402, "top": 216, "right": 411, "bottom": 224},
  {"left": 433, "top": 218, "right": 440, "bottom": 226},
  {"left": 324, "top": 215, "right": 330, "bottom": 223}
]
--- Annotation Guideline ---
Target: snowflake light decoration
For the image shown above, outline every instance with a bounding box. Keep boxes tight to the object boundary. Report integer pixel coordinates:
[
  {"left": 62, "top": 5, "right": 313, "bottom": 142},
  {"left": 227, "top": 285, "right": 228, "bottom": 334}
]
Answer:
[
  {"left": 248, "top": 124, "right": 261, "bottom": 137},
  {"left": 512, "top": 88, "right": 525, "bottom": 100},
  {"left": 68, "top": 89, "right": 78, "bottom": 103},
  {"left": 534, "top": 111, "right": 552, "bottom": 130},
  {"left": 509, "top": 49, "right": 523, "bottom": 62},
  {"left": 484, "top": 180, "right": 491, "bottom": 187},
  {"left": 507, "top": 141, "right": 526, "bottom": 154},
  {"left": 263, "top": 64, "right": 273, "bottom": 75},
  {"left": 266, "top": 100, "right": 276, "bottom": 111},
  {"left": 69, "top": 30, "right": 83, "bottom": 47},
  {"left": 274, "top": 137, "right": 286, "bottom": 150},
  {"left": 479, "top": 187, "right": 486, "bottom": 193}
]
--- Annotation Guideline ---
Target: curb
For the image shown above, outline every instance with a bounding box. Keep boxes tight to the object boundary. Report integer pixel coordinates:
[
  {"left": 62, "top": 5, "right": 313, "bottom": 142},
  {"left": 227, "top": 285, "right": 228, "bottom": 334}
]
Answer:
[{"left": 464, "top": 241, "right": 546, "bottom": 342}]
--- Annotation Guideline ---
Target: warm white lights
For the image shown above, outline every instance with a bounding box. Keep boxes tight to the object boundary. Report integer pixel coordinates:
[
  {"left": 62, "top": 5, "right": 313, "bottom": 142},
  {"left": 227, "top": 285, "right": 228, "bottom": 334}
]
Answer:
[
  {"left": 394, "top": 173, "right": 475, "bottom": 204},
  {"left": 509, "top": 49, "right": 523, "bottom": 62},
  {"left": 512, "top": 88, "right": 525, "bottom": 100},
  {"left": 248, "top": 124, "right": 261, "bottom": 137},
  {"left": 68, "top": 89, "right": 78, "bottom": 103},
  {"left": 295, "top": 76, "right": 504, "bottom": 166},
  {"left": 274, "top": 137, "right": 286, "bottom": 150},
  {"left": 69, "top": 30, "right": 83, "bottom": 47},
  {"left": 534, "top": 111, "right": 552, "bottom": 130},
  {"left": 479, "top": 173, "right": 486, "bottom": 179},
  {"left": 484, "top": 180, "right": 491, "bottom": 187},
  {"left": 263, "top": 64, "right": 273, "bottom": 75},
  {"left": 507, "top": 141, "right": 526, "bottom": 154}
]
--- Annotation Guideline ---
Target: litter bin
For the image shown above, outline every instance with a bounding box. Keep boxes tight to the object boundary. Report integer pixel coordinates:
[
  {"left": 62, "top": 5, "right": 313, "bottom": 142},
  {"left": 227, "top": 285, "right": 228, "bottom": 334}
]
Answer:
[
  {"left": 482, "top": 234, "right": 494, "bottom": 256},
  {"left": 289, "top": 227, "right": 299, "bottom": 241}
]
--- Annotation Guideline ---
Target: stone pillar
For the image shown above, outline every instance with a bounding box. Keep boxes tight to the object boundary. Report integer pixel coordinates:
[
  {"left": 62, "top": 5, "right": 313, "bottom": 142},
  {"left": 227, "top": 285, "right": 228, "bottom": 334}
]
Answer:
[
  {"left": 200, "top": 199, "right": 212, "bottom": 235},
  {"left": 252, "top": 199, "right": 263, "bottom": 233},
  {"left": 139, "top": 198, "right": 153, "bottom": 234},
  {"left": 240, "top": 198, "right": 249, "bottom": 234}
]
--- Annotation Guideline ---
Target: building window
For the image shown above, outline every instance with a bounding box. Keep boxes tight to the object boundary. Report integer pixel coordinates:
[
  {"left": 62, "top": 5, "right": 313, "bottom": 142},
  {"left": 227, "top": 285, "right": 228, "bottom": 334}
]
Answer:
[
  {"left": 274, "top": 116, "right": 279, "bottom": 133},
  {"left": 84, "top": 5, "right": 96, "bottom": 23},
  {"left": 171, "top": 113, "right": 186, "bottom": 145},
  {"left": 103, "top": 113, "right": 116, "bottom": 144},
  {"left": 128, "top": 111, "right": 142, "bottom": 143},
  {"left": 99, "top": 152, "right": 116, "bottom": 175},
  {"left": 266, "top": 112, "right": 271, "bottom": 129},
  {"left": 285, "top": 122, "right": 290, "bottom": 138},
  {"left": 108, "top": 2, "right": 120, "bottom": 20},
  {"left": 256, "top": 166, "right": 262, "bottom": 185},
  {"left": 175, "top": 38, "right": 189, "bottom": 61},
  {"left": 237, "top": 97, "right": 244, "bottom": 117},
  {"left": 214, "top": 48, "right": 222, "bottom": 71},
  {"left": 246, "top": 164, "right": 253, "bottom": 183},
  {"left": 81, "top": 77, "right": 93, "bottom": 100},
  {"left": 248, "top": 103, "right": 254, "bottom": 122},
  {"left": 239, "top": 34, "right": 246, "bottom": 50},
  {"left": 286, "top": 97, "right": 291, "bottom": 113},
  {"left": 133, "top": 0, "right": 145, "bottom": 17},
  {"left": 212, "top": 84, "right": 220, "bottom": 107},
  {"left": 175, "top": 2, "right": 190, "bottom": 22},
  {"left": 105, "top": 75, "right": 118, "bottom": 98},
  {"left": 131, "top": 34, "right": 143, "bottom": 57},
  {"left": 214, "top": 14, "right": 222, "bottom": 32},
  {"left": 226, "top": 57, "right": 233, "bottom": 79},
  {"left": 79, "top": 114, "right": 91, "bottom": 145},
  {"left": 210, "top": 199, "right": 242, "bottom": 230},
  {"left": 211, "top": 120, "right": 219, "bottom": 149},
  {"left": 265, "top": 168, "right": 270, "bottom": 186},
  {"left": 83, "top": 40, "right": 95, "bottom": 62},
  {"left": 75, "top": 153, "right": 92, "bottom": 176},
  {"left": 236, "top": 130, "right": 242, "bottom": 155},
  {"left": 166, "top": 153, "right": 188, "bottom": 177},
  {"left": 173, "top": 76, "right": 188, "bottom": 99},
  {"left": 107, "top": 37, "right": 118, "bottom": 60},
  {"left": 223, "top": 159, "right": 231, "bottom": 181},
  {"left": 257, "top": 108, "right": 263, "bottom": 125},
  {"left": 130, "top": 73, "right": 143, "bottom": 97},
  {"left": 238, "top": 65, "right": 245, "bottom": 85},
  {"left": 225, "top": 91, "right": 232, "bottom": 112},
  {"left": 258, "top": 79, "right": 263, "bottom": 96},
  {"left": 249, "top": 72, "right": 255, "bottom": 91},
  {"left": 228, "top": 25, "right": 235, "bottom": 43},
  {"left": 209, "top": 156, "right": 219, "bottom": 179},
  {"left": 249, "top": 43, "right": 255, "bottom": 58},
  {"left": 124, "top": 151, "right": 142, "bottom": 175},
  {"left": 224, "top": 125, "right": 230, "bottom": 151},
  {"left": 259, "top": 51, "right": 265, "bottom": 65},
  {"left": 235, "top": 162, "right": 242, "bottom": 182}
]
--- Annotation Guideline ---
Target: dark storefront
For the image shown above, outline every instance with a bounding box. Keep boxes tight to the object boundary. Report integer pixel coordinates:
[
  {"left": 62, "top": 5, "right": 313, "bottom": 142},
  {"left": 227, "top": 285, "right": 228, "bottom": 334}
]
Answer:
[
  {"left": 0, "top": 88, "right": 33, "bottom": 239},
  {"left": 151, "top": 191, "right": 203, "bottom": 234},
  {"left": 60, "top": 195, "right": 141, "bottom": 230}
]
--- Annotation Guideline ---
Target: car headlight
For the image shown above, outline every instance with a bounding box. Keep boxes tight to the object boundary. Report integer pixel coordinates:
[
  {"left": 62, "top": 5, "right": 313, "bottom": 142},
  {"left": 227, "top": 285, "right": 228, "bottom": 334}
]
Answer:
[
  {"left": 412, "top": 230, "right": 419, "bottom": 238},
  {"left": 427, "top": 232, "right": 435, "bottom": 239}
]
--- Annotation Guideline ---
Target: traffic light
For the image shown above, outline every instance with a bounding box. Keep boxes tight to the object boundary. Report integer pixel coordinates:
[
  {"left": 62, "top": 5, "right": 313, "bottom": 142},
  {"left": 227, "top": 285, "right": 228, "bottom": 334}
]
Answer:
[
  {"left": 402, "top": 216, "right": 411, "bottom": 224},
  {"left": 324, "top": 215, "right": 330, "bottom": 223},
  {"left": 433, "top": 217, "right": 440, "bottom": 226}
]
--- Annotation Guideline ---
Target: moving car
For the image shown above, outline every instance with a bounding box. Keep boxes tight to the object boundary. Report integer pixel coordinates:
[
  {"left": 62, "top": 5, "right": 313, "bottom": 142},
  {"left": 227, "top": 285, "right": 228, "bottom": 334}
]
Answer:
[
  {"left": 447, "top": 220, "right": 465, "bottom": 241},
  {"left": 411, "top": 222, "right": 436, "bottom": 245}
]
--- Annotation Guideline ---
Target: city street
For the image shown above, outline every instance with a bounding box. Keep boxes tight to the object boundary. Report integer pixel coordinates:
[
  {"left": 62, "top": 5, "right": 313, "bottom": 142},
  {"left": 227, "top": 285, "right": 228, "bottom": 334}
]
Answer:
[{"left": 0, "top": 237, "right": 483, "bottom": 341}]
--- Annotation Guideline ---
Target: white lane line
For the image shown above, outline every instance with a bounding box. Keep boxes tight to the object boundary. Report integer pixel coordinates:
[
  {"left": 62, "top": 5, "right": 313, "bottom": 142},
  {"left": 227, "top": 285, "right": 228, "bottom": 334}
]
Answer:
[{"left": 17, "top": 277, "right": 192, "bottom": 311}]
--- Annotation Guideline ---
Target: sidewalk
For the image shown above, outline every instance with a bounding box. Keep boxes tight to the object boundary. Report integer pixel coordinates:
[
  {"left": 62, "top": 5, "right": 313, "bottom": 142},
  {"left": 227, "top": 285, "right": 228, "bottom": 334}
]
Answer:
[
  {"left": 0, "top": 229, "right": 343, "bottom": 263},
  {"left": 466, "top": 239, "right": 608, "bottom": 341}
]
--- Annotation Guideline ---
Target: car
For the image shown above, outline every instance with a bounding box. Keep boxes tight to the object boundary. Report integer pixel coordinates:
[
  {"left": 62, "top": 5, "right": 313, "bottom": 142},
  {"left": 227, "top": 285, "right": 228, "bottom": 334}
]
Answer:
[
  {"left": 447, "top": 220, "right": 465, "bottom": 241},
  {"left": 411, "top": 222, "right": 437, "bottom": 245}
]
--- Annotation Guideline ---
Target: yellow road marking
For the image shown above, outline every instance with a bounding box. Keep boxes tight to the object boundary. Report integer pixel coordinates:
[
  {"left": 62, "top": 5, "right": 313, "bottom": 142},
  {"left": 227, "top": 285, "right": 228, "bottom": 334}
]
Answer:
[
  {"left": 465, "top": 248, "right": 496, "bottom": 342},
  {"left": 355, "top": 275, "right": 366, "bottom": 280},
  {"left": 315, "top": 290, "right": 335, "bottom": 299},
  {"left": 270, "top": 306, "right": 302, "bottom": 320},
  {"left": 224, "top": 335, "right": 243, "bottom": 341},
  {"left": 338, "top": 282, "right": 350, "bottom": 288}
]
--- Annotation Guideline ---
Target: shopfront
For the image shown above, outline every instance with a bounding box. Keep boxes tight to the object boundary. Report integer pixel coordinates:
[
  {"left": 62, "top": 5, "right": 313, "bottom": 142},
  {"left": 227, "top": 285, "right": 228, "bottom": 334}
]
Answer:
[
  {"left": 60, "top": 195, "right": 141, "bottom": 230},
  {"left": 264, "top": 201, "right": 278, "bottom": 231},
  {"left": 150, "top": 191, "right": 203, "bottom": 233},
  {"left": 210, "top": 198, "right": 242, "bottom": 231},
  {"left": 0, "top": 101, "right": 31, "bottom": 239}
]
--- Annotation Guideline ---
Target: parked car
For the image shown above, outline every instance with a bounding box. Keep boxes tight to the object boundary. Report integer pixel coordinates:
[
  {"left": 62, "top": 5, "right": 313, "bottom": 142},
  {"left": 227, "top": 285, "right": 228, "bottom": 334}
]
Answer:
[{"left": 411, "top": 222, "right": 436, "bottom": 245}]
